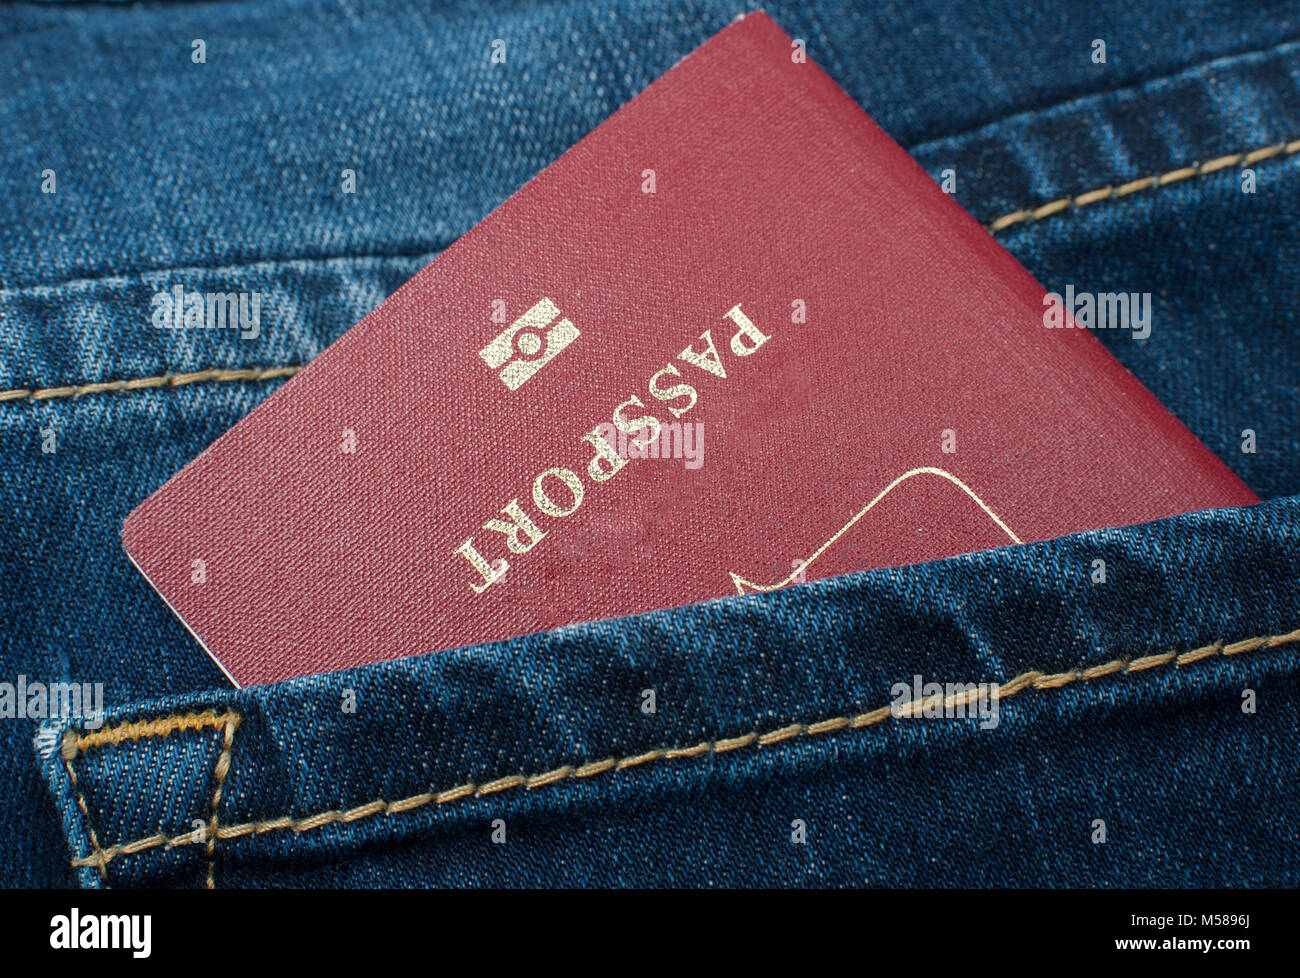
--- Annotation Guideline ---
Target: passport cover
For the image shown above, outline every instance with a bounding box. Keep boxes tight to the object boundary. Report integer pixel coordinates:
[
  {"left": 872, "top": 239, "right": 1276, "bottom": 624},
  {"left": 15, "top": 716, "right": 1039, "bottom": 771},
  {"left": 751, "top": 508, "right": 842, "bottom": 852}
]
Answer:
[{"left": 123, "top": 12, "right": 1258, "bottom": 687}]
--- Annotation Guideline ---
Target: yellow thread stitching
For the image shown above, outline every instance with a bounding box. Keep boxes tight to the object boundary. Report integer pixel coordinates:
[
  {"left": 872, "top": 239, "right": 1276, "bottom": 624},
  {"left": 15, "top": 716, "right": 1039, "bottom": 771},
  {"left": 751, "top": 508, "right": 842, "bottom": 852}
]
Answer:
[
  {"left": 8, "top": 141, "right": 1297, "bottom": 408},
  {"left": 67, "top": 627, "right": 1300, "bottom": 870},
  {"left": 61, "top": 709, "right": 242, "bottom": 884},
  {"left": 61, "top": 732, "right": 109, "bottom": 883},
  {"left": 0, "top": 366, "right": 301, "bottom": 404},
  {"left": 205, "top": 715, "right": 241, "bottom": 890},
  {"left": 985, "top": 137, "right": 1300, "bottom": 232},
  {"left": 67, "top": 709, "right": 241, "bottom": 758}
]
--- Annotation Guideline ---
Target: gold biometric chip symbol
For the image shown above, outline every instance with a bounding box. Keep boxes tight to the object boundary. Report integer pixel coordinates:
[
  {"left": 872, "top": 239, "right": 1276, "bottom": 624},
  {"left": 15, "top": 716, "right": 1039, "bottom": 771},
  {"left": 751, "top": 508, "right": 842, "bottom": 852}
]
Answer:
[{"left": 479, "top": 297, "right": 580, "bottom": 390}]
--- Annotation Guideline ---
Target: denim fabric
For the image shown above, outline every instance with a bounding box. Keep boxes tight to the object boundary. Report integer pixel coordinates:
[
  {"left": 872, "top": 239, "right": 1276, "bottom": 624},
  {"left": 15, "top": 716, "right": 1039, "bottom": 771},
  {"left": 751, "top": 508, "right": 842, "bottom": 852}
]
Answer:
[
  {"left": 44, "top": 498, "right": 1300, "bottom": 887},
  {"left": 3, "top": 0, "right": 1299, "bottom": 887}
]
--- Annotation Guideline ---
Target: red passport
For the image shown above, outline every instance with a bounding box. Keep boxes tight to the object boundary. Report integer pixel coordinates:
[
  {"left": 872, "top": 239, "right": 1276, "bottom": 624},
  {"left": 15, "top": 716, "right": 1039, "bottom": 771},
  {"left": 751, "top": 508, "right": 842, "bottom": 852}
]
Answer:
[{"left": 123, "top": 12, "right": 1257, "bottom": 687}]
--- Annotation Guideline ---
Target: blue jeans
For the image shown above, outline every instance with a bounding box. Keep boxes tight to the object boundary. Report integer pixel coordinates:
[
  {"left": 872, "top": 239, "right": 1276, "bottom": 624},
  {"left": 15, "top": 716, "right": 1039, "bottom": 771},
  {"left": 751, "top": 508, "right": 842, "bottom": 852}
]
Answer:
[{"left": 3, "top": 0, "right": 1298, "bottom": 886}]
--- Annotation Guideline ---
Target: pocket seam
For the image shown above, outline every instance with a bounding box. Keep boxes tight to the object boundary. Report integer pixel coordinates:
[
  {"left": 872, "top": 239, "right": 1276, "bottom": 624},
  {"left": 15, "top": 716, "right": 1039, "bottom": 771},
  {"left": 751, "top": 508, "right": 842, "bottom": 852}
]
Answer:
[
  {"left": 62, "top": 709, "right": 241, "bottom": 886},
  {"left": 0, "top": 365, "right": 300, "bottom": 405},
  {"left": 62, "top": 627, "right": 1300, "bottom": 879},
  {"left": 7, "top": 138, "right": 1297, "bottom": 406},
  {"left": 985, "top": 138, "right": 1300, "bottom": 232}
]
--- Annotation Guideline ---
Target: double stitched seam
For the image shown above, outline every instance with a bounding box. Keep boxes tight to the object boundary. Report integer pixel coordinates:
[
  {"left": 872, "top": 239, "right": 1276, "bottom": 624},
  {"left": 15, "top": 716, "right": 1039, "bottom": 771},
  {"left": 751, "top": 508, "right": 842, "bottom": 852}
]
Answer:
[
  {"left": 67, "top": 627, "right": 1300, "bottom": 871},
  {"left": 5, "top": 137, "right": 1298, "bottom": 405},
  {"left": 61, "top": 709, "right": 242, "bottom": 886}
]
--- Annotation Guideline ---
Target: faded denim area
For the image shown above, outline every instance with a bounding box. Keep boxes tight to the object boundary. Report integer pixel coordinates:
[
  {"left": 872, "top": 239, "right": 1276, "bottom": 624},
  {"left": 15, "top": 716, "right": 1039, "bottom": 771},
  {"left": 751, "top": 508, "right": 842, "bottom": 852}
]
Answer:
[{"left": 2, "top": 0, "right": 1298, "bottom": 886}]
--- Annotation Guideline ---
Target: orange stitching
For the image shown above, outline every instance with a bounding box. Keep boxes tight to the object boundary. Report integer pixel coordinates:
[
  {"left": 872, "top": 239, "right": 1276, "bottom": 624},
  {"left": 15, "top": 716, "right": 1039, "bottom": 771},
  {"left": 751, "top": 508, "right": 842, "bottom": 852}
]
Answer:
[
  {"left": 67, "top": 627, "right": 1300, "bottom": 871},
  {"left": 985, "top": 137, "right": 1300, "bottom": 232},
  {"left": 60, "top": 732, "right": 108, "bottom": 883},
  {"left": 0, "top": 366, "right": 300, "bottom": 404},
  {"left": 10, "top": 141, "right": 1299, "bottom": 408},
  {"left": 66, "top": 709, "right": 242, "bottom": 757},
  {"left": 205, "top": 715, "right": 242, "bottom": 889},
  {"left": 61, "top": 709, "right": 243, "bottom": 884}
]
